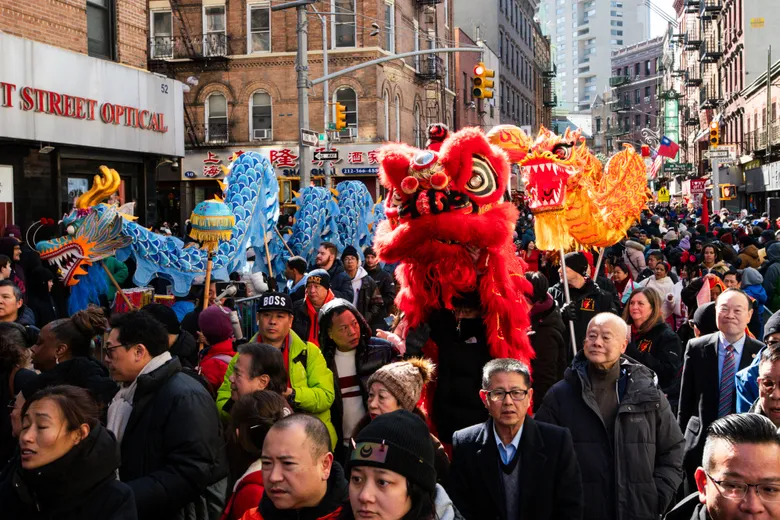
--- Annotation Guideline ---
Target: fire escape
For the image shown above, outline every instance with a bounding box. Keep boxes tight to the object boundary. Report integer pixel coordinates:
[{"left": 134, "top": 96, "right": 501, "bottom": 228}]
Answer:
[
  {"left": 415, "top": 0, "right": 445, "bottom": 133},
  {"left": 148, "top": 0, "right": 233, "bottom": 148}
]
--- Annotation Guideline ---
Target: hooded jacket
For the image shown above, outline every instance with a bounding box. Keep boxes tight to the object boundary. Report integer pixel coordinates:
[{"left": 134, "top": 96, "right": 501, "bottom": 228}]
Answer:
[
  {"left": 259, "top": 461, "right": 348, "bottom": 520},
  {"left": 623, "top": 241, "right": 647, "bottom": 280},
  {"left": 170, "top": 329, "right": 199, "bottom": 369},
  {"left": 318, "top": 299, "right": 400, "bottom": 448},
  {"left": 323, "top": 260, "right": 354, "bottom": 303},
  {"left": 535, "top": 353, "right": 685, "bottom": 520},
  {"left": 738, "top": 244, "right": 762, "bottom": 269},
  {"left": 639, "top": 275, "right": 677, "bottom": 319},
  {"left": 25, "top": 267, "right": 60, "bottom": 327},
  {"left": 765, "top": 243, "right": 780, "bottom": 309},
  {"left": 13, "top": 305, "right": 36, "bottom": 327},
  {"left": 1, "top": 423, "right": 137, "bottom": 520}
]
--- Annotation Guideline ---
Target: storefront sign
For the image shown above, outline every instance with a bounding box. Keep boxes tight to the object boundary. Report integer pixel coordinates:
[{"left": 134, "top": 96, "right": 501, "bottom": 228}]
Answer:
[
  {"left": 183, "top": 144, "right": 384, "bottom": 180},
  {"left": 0, "top": 32, "right": 184, "bottom": 156},
  {"left": 690, "top": 178, "right": 706, "bottom": 195}
]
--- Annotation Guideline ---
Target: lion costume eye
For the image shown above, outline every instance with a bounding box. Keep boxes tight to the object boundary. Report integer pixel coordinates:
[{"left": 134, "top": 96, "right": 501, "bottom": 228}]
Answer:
[
  {"left": 466, "top": 155, "right": 497, "bottom": 197},
  {"left": 552, "top": 144, "right": 573, "bottom": 160}
]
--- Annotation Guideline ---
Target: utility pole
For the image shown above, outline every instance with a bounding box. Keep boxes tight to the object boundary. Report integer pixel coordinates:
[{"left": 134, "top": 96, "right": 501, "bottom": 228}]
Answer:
[
  {"left": 273, "top": 0, "right": 316, "bottom": 188},
  {"left": 768, "top": 46, "right": 773, "bottom": 163}
]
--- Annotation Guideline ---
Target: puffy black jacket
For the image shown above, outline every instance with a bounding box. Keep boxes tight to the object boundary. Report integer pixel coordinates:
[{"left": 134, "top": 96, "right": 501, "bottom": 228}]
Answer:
[
  {"left": 627, "top": 321, "right": 683, "bottom": 398},
  {"left": 528, "top": 296, "right": 567, "bottom": 411},
  {"left": 549, "top": 278, "right": 618, "bottom": 357},
  {"left": 365, "top": 265, "right": 396, "bottom": 315},
  {"left": 170, "top": 329, "right": 199, "bottom": 369},
  {"left": 260, "top": 461, "right": 348, "bottom": 520},
  {"left": 428, "top": 309, "right": 492, "bottom": 444},
  {"left": 119, "top": 357, "right": 227, "bottom": 520},
  {"left": 0, "top": 423, "right": 137, "bottom": 520},
  {"left": 535, "top": 353, "right": 685, "bottom": 520},
  {"left": 318, "top": 299, "right": 400, "bottom": 447},
  {"left": 326, "top": 260, "right": 354, "bottom": 302}
]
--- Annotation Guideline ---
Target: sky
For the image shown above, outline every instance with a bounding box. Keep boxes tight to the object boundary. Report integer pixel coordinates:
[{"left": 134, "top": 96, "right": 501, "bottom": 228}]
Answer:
[{"left": 650, "top": 0, "right": 677, "bottom": 38}]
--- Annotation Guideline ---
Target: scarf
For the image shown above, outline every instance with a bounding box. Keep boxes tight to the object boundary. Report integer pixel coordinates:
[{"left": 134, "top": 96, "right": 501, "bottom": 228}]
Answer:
[
  {"left": 530, "top": 293, "right": 554, "bottom": 317},
  {"left": 305, "top": 290, "right": 335, "bottom": 345},
  {"left": 107, "top": 351, "right": 172, "bottom": 444},
  {"left": 613, "top": 276, "right": 630, "bottom": 295}
]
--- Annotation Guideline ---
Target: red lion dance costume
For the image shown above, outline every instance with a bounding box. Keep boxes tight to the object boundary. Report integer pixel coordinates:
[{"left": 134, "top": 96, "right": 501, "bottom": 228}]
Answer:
[{"left": 374, "top": 127, "right": 533, "bottom": 443}]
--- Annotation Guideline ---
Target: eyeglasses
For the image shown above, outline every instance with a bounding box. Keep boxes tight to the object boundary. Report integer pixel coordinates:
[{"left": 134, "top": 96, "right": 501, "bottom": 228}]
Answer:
[
  {"left": 104, "top": 343, "right": 136, "bottom": 359},
  {"left": 758, "top": 377, "right": 779, "bottom": 394},
  {"left": 485, "top": 389, "right": 529, "bottom": 402},
  {"left": 707, "top": 472, "right": 780, "bottom": 502}
]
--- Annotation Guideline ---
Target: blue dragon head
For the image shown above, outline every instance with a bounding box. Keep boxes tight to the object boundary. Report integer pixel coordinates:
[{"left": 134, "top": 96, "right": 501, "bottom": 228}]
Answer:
[{"left": 37, "top": 167, "right": 132, "bottom": 286}]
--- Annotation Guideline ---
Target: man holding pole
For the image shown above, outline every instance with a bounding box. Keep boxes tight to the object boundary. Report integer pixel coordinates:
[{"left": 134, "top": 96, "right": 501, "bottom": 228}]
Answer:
[{"left": 549, "top": 252, "right": 618, "bottom": 358}]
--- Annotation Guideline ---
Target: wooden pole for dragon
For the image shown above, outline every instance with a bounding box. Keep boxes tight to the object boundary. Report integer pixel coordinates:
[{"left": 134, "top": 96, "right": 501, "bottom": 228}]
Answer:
[
  {"left": 101, "top": 262, "right": 135, "bottom": 311},
  {"left": 202, "top": 249, "right": 214, "bottom": 311},
  {"left": 559, "top": 247, "right": 578, "bottom": 357},
  {"left": 275, "top": 226, "right": 295, "bottom": 256},
  {"left": 264, "top": 233, "right": 274, "bottom": 279}
]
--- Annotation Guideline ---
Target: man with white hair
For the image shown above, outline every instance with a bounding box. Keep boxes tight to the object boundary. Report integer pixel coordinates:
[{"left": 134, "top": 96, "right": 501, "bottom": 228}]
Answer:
[{"left": 536, "top": 312, "right": 684, "bottom": 520}]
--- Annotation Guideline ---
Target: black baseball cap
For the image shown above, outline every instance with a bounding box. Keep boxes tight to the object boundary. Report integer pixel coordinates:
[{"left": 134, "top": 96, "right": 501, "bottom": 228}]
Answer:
[{"left": 257, "top": 291, "right": 293, "bottom": 314}]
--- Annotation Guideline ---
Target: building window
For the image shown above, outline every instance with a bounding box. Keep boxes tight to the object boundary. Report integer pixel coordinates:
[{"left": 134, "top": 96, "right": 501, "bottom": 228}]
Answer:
[
  {"left": 384, "top": 2, "right": 395, "bottom": 53},
  {"left": 334, "top": 0, "right": 356, "bottom": 48},
  {"left": 645, "top": 60, "right": 651, "bottom": 76},
  {"left": 87, "top": 0, "right": 115, "bottom": 60},
  {"left": 335, "top": 87, "right": 358, "bottom": 138},
  {"left": 248, "top": 3, "right": 271, "bottom": 53},
  {"left": 634, "top": 63, "right": 640, "bottom": 76},
  {"left": 634, "top": 90, "right": 640, "bottom": 104},
  {"left": 645, "top": 114, "right": 651, "bottom": 126},
  {"left": 206, "top": 93, "right": 228, "bottom": 143},
  {"left": 203, "top": 5, "right": 226, "bottom": 57},
  {"left": 250, "top": 91, "right": 272, "bottom": 141},
  {"left": 413, "top": 19, "right": 420, "bottom": 72},
  {"left": 645, "top": 86, "right": 651, "bottom": 98},
  {"left": 635, "top": 114, "right": 641, "bottom": 127},
  {"left": 383, "top": 92, "right": 390, "bottom": 139},
  {"left": 610, "top": 30, "right": 623, "bottom": 36},
  {"left": 414, "top": 104, "right": 423, "bottom": 148},
  {"left": 395, "top": 95, "right": 401, "bottom": 141},
  {"left": 150, "top": 10, "right": 173, "bottom": 59}
]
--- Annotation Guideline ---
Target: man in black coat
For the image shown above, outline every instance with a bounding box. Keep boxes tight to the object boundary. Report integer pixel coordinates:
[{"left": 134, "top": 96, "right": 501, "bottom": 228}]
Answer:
[
  {"left": 448, "top": 358, "right": 583, "bottom": 520},
  {"left": 317, "top": 298, "right": 400, "bottom": 461},
  {"left": 677, "top": 289, "right": 764, "bottom": 495},
  {"left": 363, "top": 246, "right": 396, "bottom": 317},
  {"left": 665, "top": 414, "right": 780, "bottom": 520},
  {"left": 104, "top": 310, "right": 228, "bottom": 520},
  {"left": 536, "top": 313, "right": 684, "bottom": 520},
  {"left": 548, "top": 252, "right": 617, "bottom": 357},
  {"left": 313, "top": 242, "right": 354, "bottom": 302},
  {"left": 341, "top": 246, "right": 386, "bottom": 334}
]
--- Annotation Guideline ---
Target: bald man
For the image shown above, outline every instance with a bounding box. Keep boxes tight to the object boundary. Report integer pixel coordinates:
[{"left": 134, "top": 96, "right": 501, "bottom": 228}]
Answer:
[{"left": 536, "top": 313, "right": 684, "bottom": 520}]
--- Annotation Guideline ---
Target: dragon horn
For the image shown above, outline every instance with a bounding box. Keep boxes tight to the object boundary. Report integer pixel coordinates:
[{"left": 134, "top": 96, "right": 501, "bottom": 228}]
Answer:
[
  {"left": 76, "top": 166, "right": 121, "bottom": 209},
  {"left": 25, "top": 222, "right": 42, "bottom": 249}
]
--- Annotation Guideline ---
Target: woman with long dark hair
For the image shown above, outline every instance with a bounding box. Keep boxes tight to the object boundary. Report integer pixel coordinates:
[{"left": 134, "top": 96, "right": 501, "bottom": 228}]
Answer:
[
  {"left": 610, "top": 262, "right": 636, "bottom": 309},
  {"left": 622, "top": 287, "right": 683, "bottom": 403},
  {"left": 0, "top": 323, "right": 36, "bottom": 468},
  {"left": 0, "top": 385, "right": 136, "bottom": 519}
]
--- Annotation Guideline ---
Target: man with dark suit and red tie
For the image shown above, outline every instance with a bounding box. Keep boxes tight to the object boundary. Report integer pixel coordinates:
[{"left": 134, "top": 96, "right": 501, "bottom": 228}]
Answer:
[{"left": 677, "top": 288, "right": 764, "bottom": 495}]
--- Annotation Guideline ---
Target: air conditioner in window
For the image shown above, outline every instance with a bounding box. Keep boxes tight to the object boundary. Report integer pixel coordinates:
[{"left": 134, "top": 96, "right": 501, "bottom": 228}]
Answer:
[
  {"left": 253, "top": 129, "right": 271, "bottom": 141},
  {"left": 644, "top": 96, "right": 651, "bottom": 103},
  {"left": 338, "top": 128, "right": 356, "bottom": 141}
]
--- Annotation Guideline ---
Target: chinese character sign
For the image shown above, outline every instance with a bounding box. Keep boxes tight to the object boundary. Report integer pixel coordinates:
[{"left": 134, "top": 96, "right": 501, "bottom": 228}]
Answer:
[
  {"left": 202, "top": 151, "right": 223, "bottom": 178},
  {"left": 270, "top": 148, "right": 299, "bottom": 168}
]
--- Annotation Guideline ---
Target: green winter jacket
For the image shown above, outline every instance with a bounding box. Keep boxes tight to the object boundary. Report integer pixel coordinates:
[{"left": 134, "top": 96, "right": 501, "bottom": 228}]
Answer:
[
  {"left": 216, "top": 330, "right": 337, "bottom": 448},
  {"left": 103, "top": 256, "right": 129, "bottom": 302}
]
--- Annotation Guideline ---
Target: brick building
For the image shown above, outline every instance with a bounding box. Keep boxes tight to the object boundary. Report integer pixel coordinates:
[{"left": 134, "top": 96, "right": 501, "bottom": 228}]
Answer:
[
  {"left": 0, "top": 0, "right": 183, "bottom": 230},
  {"left": 149, "top": 0, "right": 454, "bottom": 220},
  {"left": 453, "top": 29, "right": 501, "bottom": 131},
  {"left": 609, "top": 37, "right": 663, "bottom": 152}
]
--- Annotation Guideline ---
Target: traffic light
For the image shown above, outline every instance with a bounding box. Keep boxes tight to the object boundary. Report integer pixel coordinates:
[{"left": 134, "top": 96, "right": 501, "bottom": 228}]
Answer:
[
  {"left": 472, "top": 62, "right": 495, "bottom": 99},
  {"left": 709, "top": 121, "right": 720, "bottom": 148},
  {"left": 720, "top": 184, "right": 736, "bottom": 200},
  {"left": 334, "top": 103, "right": 347, "bottom": 132}
]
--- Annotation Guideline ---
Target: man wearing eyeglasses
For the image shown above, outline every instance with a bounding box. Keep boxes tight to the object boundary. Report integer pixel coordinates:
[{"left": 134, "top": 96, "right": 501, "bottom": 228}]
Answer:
[
  {"left": 535, "top": 312, "right": 684, "bottom": 520},
  {"left": 747, "top": 343, "right": 780, "bottom": 428},
  {"left": 316, "top": 298, "right": 400, "bottom": 462},
  {"left": 665, "top": 413, "right": 780, "bottom": 519},
  {"left": 679, "top": 289, "right": 764, "bottom": 495},
  {"left": 447, "top": 358, "right": 583, "bottom": 520}
]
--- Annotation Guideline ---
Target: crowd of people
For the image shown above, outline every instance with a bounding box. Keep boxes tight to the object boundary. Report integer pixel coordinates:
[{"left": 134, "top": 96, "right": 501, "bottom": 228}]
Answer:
[{"left": 1, "top": 202, "right": 780, "bottom": 520}]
